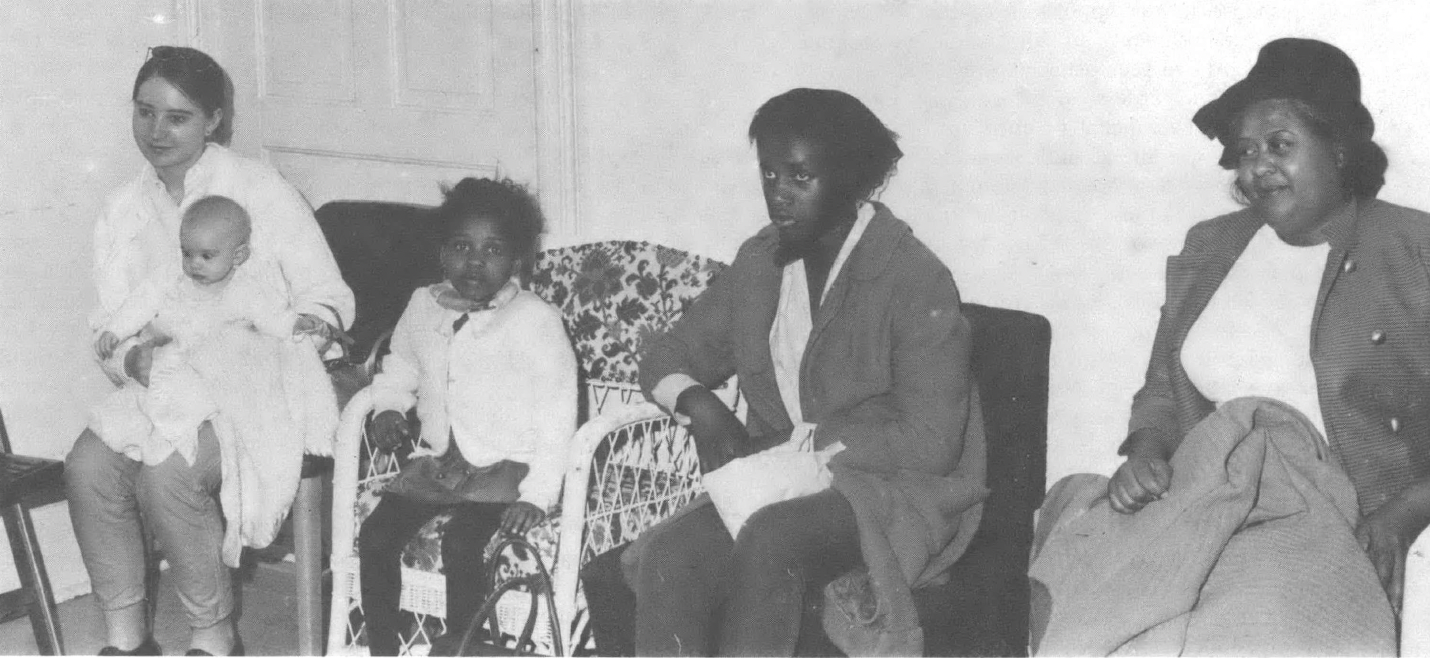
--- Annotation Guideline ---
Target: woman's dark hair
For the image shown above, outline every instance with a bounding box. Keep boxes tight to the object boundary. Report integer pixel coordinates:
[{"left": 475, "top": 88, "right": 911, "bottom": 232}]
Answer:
[
  {"left": 748, "top": 88, "right": 903, "bottom": 202},
  {"left": 437, "top": 177, "right": 546, "bottom": 276},
  {"left": 1225, "top": 98, "right": 1388, "bottom": 200},
  {"left": 133, "top": 46, "right": 234, "bottom": 145}
]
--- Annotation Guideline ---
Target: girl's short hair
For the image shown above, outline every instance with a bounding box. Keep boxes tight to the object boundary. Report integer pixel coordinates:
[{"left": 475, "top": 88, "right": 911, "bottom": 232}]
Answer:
[
  {"left": 748, "top": 88, "right": 903, "bottom": 202},
  {"left": 437, "top": 177, "right": 546, "bottom": 270},
  {"left": 134, "top": 46, "right": 234, "bottom": 145}
]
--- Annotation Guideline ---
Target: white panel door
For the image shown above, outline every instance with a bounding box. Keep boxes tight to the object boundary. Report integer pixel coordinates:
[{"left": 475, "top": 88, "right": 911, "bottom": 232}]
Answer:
[{"left": 195, "top": 0, "right": 572, "bottom": 225}]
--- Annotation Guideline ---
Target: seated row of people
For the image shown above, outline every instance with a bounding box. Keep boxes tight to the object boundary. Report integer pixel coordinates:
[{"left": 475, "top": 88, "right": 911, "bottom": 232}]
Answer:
[{"left": 67, "top": 36, "right": 1424, "bottom": 657}]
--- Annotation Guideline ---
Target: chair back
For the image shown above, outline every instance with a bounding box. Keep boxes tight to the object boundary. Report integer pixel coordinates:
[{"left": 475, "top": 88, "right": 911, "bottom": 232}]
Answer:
[{"left": 530, "top": 241, "right": 726, "bottom": 416}]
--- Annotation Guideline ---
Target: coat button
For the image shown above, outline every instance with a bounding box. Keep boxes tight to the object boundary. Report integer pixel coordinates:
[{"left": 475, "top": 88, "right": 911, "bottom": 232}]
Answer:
[
  {"left": 1390, "top": 417, "right": 1402, "bottom": 433},
  {"left": 1342, "top": 258, "right": 1357, "bottom": 273},
  {"left": 1370, "top": 330, "right": 1386, "bottom": 345}
]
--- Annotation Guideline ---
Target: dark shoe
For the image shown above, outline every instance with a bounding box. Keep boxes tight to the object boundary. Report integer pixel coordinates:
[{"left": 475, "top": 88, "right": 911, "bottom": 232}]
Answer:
[
  {"left": 185, "top": 638, "right": 244, "bottom": 656},
  {"left": 98, "top": 637, "right": 161, "bottom": 655}
]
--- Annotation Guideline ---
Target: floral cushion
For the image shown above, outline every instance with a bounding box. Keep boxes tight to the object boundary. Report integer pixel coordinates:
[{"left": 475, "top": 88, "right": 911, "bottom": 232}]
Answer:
[
  {"left": 348, "top": 241, "right": 726, "bottom": 654},
  {"left": 531, "top": 241, "right": 728, "bottom": 385}
]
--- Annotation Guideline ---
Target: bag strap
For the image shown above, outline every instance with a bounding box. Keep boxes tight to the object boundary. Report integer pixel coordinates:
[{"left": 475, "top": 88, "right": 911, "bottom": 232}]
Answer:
[{"left": 453, "top": 534, "right": 565, "bottom": 656}]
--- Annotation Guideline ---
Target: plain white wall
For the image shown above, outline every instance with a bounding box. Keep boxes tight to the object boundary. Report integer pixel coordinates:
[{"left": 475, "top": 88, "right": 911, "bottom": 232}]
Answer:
[
  {"left": 572, "top": 0, "right": 1430, "bottom": 483},
  {"left": 0, "top": 3, "right": 188, "bottom": 599}
]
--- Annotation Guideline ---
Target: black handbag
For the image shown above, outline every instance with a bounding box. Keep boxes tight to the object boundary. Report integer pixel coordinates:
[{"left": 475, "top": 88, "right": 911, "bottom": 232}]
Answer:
[{"left": 441, "top": 534, "right": 565, "bottom": 657}]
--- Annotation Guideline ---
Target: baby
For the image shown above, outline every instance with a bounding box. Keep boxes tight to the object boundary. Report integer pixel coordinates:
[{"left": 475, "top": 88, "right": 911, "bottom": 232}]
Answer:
[{"left": 93, "top": 195, "right": 328, "bottom": 463}]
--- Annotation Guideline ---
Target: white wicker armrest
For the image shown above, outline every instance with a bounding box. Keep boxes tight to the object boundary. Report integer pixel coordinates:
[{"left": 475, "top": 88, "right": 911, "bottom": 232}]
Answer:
[
  {"left": 1403, "top": 525, "right": 1430, "bottom": 655},
  {"left": 551, "top": 401, "right": 690, "bottom": 651}
]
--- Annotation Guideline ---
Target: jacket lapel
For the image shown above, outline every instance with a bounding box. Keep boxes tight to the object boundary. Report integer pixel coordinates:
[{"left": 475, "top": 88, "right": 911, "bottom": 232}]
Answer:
[
  {"left": 1163, "top": 213, "right": 1261, "bottom": 352},
  {"left": 734, "top": 231, "right": 790, "bottom": 429},
  {"left": 804, "top": 205, "right": 906, "bottom": 390},
  {"left": 1310, "top": 200, "right": 1362, "bottom": 352}
]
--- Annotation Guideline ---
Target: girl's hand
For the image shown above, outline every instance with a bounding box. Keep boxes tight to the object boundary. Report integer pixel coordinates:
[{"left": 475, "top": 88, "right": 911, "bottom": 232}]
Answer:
[
  {"left": 677, "top": 385, "right": 750, "bottom": 474},
  {"left": 96, "top": 331, "right": 121, "bottom": 360},
  {"left": 368, "top": 410, "right": 411, "bottom": 452},
  {"left": 500, "top": 502, "right": 546, "bottom": 536},
  {"left": 1108, "top": 455, "right": 1172, "bottom": 514}
]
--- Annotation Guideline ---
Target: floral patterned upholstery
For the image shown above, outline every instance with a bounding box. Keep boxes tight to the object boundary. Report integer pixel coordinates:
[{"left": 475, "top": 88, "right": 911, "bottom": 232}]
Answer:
[
  {"left": 335, "top": 241, "right": 727, "bottom": 655},
  {"left": 531, "top": 241, "right": 728, "bottom": 385}
]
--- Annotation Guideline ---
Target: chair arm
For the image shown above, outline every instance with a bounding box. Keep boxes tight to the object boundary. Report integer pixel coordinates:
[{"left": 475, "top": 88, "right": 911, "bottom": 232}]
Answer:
[
  {"left": 552, "top": 401, "right": 682, "bottom": 650},
  {"left": 329, "top": 386, "right": 377, "bottom": 565},
  {"left": 1404, "top": 525, "right": 1430, "bottom": 655}
]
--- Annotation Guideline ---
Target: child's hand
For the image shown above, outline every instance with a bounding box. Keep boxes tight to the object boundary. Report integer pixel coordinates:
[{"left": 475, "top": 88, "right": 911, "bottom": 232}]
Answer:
[
  {"left": 368, "top": 410, "right": 411, "bottom": 452},
  {"left": 95, "top": 331, "right": 121, "bottom": 360},
  {"left": 500, "top": 502, "right": 546, "bottom": 536}
]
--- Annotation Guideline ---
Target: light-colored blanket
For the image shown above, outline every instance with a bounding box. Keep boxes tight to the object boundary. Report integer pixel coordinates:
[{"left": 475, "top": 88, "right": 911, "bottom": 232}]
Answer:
[
  {"left": 183, "top": 324, "right": 337, "bottom": 567},
  {"left": 1029, "top": 397, "right": 1394, "bottom": 656}
]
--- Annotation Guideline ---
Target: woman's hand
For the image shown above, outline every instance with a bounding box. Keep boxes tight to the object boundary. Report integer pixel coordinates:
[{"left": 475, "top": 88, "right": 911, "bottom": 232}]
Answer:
[
  {"left": 123, "top": 340, "right": 161, "bottom": 387},
  {"left": 95, "top": 331, "right": 122, "bottom": 360},
  {"left": 676, "top": 385, "right": 750, "bottom": 474},
  {"left": 500, "top": 501, "right": 546, "bottom": 536},
  {"left": 368, "top": 410, "right": 411, "bottom": 452},
  {"left": 1355, "top": 477, "right": 1430, "bottom": 615},
  {"left": 1108, "top": 455, "right": 1172, "bottom": 514},
  {"left": 294, "top": 313, "right": 337, "bottom": 352}
]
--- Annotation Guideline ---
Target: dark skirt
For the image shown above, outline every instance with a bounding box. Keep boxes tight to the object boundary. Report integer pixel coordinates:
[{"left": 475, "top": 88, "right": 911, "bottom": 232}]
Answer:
[{"left": 383, "top": 444, "right": 529, "bottom": 505}]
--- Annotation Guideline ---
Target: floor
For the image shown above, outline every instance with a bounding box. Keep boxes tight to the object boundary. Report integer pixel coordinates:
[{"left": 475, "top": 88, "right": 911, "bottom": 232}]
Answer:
[{"left": 0, "top": 556, "right": 313, "bottom": 656}]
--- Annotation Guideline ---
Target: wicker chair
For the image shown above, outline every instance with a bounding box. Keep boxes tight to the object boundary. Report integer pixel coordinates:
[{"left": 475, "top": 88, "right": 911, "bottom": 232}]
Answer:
[{"left": 319, "top": 204, "right": 727, "bottom": 655}]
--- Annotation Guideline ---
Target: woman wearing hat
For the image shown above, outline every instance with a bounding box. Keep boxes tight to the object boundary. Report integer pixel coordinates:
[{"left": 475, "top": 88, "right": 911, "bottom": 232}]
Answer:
[
  {"left": 1030, "top": 38, "right": 1426, "bottom": 655},
  {"left": 1113, "top": 35, "right": 1430, "bottom": 605}
]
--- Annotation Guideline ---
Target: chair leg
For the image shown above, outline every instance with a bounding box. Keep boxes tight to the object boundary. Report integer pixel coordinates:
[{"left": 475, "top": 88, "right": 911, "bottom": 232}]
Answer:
[
  {"left": 3, "top": 502, "right": 63, "bottom": 655},
  {"left": 293, "top": 473, "right": 324, "bottom": 656}
]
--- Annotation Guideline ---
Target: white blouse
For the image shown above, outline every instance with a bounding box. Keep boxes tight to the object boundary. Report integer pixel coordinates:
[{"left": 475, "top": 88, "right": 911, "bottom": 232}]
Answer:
[{"left": 1180, "top": 223, "right": 1330, "bottom": 438}]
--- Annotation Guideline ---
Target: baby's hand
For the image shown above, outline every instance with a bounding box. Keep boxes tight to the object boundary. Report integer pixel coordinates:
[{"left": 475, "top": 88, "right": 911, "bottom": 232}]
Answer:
[{"left": 95, "top": 331, "right": 121, "bottom": 360}]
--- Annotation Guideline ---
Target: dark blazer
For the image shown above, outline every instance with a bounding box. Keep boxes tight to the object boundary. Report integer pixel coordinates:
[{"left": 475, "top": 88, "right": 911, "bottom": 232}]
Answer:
[
  {"left": 1128, "top": 198, "right": 1430, "bottom": 516},
  {"left": 639, "top": 203, "right": 987, "bottom": 650}
]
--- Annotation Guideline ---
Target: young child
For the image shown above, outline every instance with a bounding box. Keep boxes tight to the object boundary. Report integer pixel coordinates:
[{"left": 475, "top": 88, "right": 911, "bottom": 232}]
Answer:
[
  {"left": 87, "top": 194, "right": 339, "bottom": 571},
  {"left": 357, "top": 177, "right": 577, "bottom": 656},
  {"left": 92, "top": 195, "right": 330, "bottom": 463}
]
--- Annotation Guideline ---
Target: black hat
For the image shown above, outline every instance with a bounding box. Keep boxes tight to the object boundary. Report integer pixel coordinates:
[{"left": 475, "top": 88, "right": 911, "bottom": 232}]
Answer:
[{"left": 1193, "top": 38, "right": 1374, "bottom": 167}]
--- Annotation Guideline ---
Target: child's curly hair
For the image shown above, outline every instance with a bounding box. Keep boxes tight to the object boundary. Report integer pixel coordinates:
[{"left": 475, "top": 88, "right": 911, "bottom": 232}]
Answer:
[{"left": 436, "top": 177, "right": 546, "bottom": 277}]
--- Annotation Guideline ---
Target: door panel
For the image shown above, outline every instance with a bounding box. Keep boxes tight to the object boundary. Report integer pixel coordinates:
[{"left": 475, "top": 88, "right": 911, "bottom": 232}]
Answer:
[{"left": 200, "top": 0, "right": 539, "bottom": 208}]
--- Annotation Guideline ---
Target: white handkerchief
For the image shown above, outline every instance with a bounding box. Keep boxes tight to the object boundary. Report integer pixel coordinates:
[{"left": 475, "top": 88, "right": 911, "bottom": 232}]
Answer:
[{"left": 704, "top": 429, "right": 843, "bottom": 538}]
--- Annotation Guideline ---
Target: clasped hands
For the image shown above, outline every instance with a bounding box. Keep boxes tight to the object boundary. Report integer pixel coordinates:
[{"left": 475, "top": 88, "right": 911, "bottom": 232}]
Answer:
[{"left": 368, "top": 409, "right": 545, "bottom": 535}]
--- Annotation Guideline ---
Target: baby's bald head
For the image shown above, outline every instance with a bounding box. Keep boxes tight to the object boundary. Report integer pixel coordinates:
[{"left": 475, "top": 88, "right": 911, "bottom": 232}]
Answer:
[{"left": 180, "top": 196, "right": 252, "bottom": 286}]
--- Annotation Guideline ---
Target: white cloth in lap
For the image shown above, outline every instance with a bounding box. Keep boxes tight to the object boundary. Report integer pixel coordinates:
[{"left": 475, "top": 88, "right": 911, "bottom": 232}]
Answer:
[
  {"left": 141, "top": 265, "right": 299, "bottom": 464},
  {"left": 1180, "top": 223, "right": 1330, "bottom": 439},
  {"left": 704, "top": 204, "right": 871, "bottom": 538}
]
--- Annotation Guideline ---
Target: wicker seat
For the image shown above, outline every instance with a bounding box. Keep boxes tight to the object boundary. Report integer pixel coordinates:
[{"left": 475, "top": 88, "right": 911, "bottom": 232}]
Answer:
[{"left": 317, "top": 197, "right": 727, "bottom": 656}]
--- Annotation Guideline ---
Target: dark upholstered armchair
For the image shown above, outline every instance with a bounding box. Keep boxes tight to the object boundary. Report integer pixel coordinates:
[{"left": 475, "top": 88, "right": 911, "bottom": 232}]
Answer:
[{"left": 579, "top": 303, "right": 1050, "bottom": 657}]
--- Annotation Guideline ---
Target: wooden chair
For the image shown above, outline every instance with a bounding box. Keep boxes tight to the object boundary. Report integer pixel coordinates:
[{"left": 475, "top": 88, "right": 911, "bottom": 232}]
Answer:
[{"left": 0, "top": 407, "right": 65, "bottom": 655}]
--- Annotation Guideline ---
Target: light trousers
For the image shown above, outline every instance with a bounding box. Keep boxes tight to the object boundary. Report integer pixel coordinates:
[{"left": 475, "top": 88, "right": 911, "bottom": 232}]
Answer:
[{"left": 65, "top": 424, "right": 233, "bottom": 628}]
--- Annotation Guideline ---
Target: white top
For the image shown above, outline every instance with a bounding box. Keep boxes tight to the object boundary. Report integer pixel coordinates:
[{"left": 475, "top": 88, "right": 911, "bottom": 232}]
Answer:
[
  {"left": 652, "top": 203, "right": 872, "bottom": 451},
  {"left": 91, "top": 144, "right": 353, "bottom": 340},
  {"left": 369, "top": 281, "right": 578, "bottom": 509},
  {"left": 111, "top": 264, "right": 299, "bottom": 346},
  {"left": 1181, "top": 223, "right": 1330, "bottom": 438}
]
